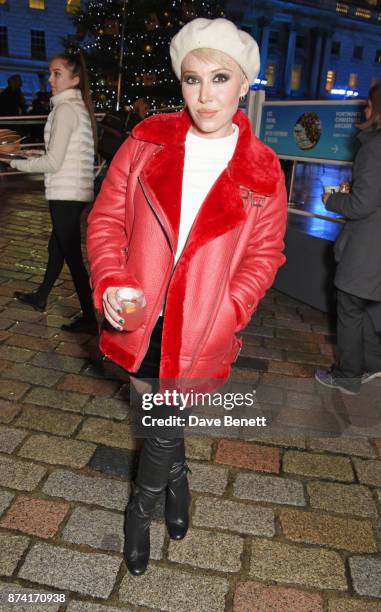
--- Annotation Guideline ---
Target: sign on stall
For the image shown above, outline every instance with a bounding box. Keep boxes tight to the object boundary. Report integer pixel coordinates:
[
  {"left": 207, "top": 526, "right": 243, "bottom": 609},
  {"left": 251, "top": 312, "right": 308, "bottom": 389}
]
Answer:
[{"left": 253, "top": 97, "right": 366, "bottom": 164}]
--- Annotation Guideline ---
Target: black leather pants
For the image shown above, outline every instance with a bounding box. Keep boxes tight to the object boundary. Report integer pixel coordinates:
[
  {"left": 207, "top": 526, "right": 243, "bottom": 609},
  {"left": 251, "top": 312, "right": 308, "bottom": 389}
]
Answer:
[{"left": 136, "top": 435, "right": 184, "bottom": 492}]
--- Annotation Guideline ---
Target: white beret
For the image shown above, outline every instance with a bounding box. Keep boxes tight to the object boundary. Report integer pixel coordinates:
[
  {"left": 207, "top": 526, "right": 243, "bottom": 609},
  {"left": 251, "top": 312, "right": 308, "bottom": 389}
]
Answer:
[{"left": 170, "top": 18, "right": 260, "bottom": 84}]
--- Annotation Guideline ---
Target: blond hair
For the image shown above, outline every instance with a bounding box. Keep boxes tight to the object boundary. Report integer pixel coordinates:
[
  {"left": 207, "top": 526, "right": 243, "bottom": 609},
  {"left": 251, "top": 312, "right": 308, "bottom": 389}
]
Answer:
[{"left": 186, "top": 48, "right": 247, "bottom": 82}]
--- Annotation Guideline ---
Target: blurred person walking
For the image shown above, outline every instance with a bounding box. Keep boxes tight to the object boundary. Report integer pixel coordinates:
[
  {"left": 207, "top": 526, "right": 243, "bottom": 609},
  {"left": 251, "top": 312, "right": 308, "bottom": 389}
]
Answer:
[
  {"left": 0, "top": 75, "right": 27, "bottom": 117},
  {"left": 316, "top": 83, "right": 381, "bottom": 394},
  {"left": 7, "top": 53, "right": 97, "bottom": 333},
  {"left": 28, "top": 91, "right": 51, "bottom": 143},
  {"left": 98, "top": 97, "right": 150, "bottom": 165},
  {"left": 125, "top": 97, "right": 150, "bottom": 132}
]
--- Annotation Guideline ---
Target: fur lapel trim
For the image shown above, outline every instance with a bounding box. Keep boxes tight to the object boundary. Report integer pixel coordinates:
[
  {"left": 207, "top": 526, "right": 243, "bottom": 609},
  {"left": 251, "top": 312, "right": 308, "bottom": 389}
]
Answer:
[
  {"left": 134, "top": 110, "right": 280, "bottom": 252},
  {"left": 133, "top": 109, "right": 280, "bottom": 195},
  {"left": 138, "top": 143, "right": 184, "bottom": 254}
]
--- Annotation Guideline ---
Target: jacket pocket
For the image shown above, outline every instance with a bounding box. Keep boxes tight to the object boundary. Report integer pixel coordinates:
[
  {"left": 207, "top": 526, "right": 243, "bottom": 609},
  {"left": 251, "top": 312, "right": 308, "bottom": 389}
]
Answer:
[
  {"left": 222, "top": 335, "right": 243, "bottom": 365},
  {"left": 230, "top": 294, "right": 250, "bottom": 332}
]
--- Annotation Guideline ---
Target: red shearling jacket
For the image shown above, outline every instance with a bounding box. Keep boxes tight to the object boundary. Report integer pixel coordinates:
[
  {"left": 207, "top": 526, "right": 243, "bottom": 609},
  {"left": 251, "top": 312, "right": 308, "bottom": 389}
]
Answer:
[{"left": 87, "top": 109, "right": 287, "bottom": 390}]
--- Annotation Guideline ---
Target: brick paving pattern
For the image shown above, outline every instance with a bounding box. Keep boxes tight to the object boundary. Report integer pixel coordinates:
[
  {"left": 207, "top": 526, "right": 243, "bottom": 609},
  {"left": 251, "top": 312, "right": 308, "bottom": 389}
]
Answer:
[{"left": 0, "top": 182, "right": 380, "bottom": 610}]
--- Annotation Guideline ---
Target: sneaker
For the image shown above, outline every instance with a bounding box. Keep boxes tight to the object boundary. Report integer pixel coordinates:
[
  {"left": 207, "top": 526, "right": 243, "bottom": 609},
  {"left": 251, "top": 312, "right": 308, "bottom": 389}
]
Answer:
[
  {"left": 61, "top": 315, "right": 98, "bottom": 334},
  {"left": 361, "top": 371, "right": 381, "bottom": 384},
  {"left": 14, "top": 291, "right": 46, "bottom": 312},
  {"left": 314, "top": 368, "right": 360, "bottom": 395}
]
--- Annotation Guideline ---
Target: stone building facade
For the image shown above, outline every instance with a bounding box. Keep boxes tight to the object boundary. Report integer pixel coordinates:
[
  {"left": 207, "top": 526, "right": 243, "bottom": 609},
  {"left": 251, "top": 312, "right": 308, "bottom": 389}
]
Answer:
[
  {"left": 2, "top": 0, "right": 381, "bottom": 103},
  {"left": 228, "top": 0, "right": 381, "bottom": 98},
  {"left": 0, "top": 0, "right": 79, "bottom": 101}
]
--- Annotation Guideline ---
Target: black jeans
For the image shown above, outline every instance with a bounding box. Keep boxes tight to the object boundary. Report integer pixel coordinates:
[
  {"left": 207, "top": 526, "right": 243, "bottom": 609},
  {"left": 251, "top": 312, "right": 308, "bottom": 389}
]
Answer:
[
  {"left": 333, "top": 289, "right": 381, "bottom": 389},
  {"left": 36, "top": 200, "right": 94, "bottom": 319},
  {"left": 132, "top": 316, "right": 163, "bottom": 380}
]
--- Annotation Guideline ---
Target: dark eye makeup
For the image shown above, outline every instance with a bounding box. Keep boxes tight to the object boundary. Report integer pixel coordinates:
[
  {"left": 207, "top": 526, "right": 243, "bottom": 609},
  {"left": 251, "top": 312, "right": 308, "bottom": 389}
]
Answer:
[
  {"left": 183, "top": 72, "right": 230, "bottom": 84},
  {"left": 214, "top": 73, "right": 230, "bottom": 81}
]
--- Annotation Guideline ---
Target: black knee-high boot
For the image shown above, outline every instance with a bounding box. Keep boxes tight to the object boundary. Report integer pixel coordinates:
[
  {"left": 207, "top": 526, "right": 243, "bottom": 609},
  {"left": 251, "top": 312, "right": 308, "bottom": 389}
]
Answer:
[
  {"left": 124, "top": 436, "right": 183, "bottom": 575},
  {"left": 165, "top": 437, "right": 191, "bottom": 540}
]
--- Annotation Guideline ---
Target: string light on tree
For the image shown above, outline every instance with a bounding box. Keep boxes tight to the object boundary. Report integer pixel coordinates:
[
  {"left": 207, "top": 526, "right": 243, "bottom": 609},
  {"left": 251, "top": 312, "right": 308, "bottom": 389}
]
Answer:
[{"left": 64, "top": 0, "right": 226, "bottom": 111}]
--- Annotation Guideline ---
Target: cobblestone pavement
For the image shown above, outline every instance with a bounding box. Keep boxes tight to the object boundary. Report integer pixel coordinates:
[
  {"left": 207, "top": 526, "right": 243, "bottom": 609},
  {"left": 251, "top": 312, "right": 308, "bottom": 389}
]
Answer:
[{"left": 0, "top": 181, "right": 380, "bottom": 612}]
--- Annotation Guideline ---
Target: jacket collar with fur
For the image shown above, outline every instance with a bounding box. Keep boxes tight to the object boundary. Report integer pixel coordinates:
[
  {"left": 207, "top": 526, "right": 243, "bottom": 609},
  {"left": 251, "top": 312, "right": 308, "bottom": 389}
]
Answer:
[
  {"left": 133, "top": 108, "right": 280, "bottom": 195},
  {"left": 131, "top": 109, "right": 281, "bottom": 255}
]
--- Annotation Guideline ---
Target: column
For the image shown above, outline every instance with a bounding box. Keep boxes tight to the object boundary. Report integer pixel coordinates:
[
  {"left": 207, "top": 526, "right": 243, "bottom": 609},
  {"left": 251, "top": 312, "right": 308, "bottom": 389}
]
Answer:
[
  {"left": 259, "top": 22, "right": 271, "bottom": 81},
  {"left": 318, "top": 31, "right": 333, "bottom": 98},
  {"left": 284, "top": 26, "right": 297, "bottom": 97},
  {"left": 309, "top": 29, "right": 323, "bottom": 98}
]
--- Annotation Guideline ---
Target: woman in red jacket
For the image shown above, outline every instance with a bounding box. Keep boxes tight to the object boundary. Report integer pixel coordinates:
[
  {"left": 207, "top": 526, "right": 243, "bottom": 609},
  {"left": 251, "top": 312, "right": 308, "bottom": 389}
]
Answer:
[{"left": 87, "top": 18, "right": 287, "bottom": 576}]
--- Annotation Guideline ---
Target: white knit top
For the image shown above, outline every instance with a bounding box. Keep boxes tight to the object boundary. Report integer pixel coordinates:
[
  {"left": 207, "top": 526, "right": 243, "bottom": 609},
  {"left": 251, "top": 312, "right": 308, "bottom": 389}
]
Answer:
[
  {"left": 11, "top": 88, "right": 95, "bottom": 202},
  {"left": 175, "top": 124, "right": 239, "bottom": 264}
]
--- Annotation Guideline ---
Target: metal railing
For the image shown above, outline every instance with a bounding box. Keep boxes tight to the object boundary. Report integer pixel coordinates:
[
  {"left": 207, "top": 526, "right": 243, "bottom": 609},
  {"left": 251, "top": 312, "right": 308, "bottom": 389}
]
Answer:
[
  {"left": 0, "top": 113, "right": 107, "bottom": 178},
  {"left": 287, "top": 204, "right": 344, "bottom": 224},
  {"left": 0, "top": 113, "right": 105, "bottom": 125}
]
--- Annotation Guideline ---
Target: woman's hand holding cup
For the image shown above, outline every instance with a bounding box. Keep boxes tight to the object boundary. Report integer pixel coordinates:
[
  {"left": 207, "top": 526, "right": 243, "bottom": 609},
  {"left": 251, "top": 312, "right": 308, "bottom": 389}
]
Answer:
[
  {"left": 102, "top": 287, "right": 123, "bottom": 330},
  {"left": 102, "top": 286, "right": 146, "bottom": 331}
]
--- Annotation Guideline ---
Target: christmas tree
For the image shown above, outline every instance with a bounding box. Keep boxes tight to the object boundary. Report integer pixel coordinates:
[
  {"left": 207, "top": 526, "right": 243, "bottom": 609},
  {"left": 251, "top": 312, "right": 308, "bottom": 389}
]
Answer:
[{"left": 65, "top": 0, "right": 226, "bottom": 111}]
